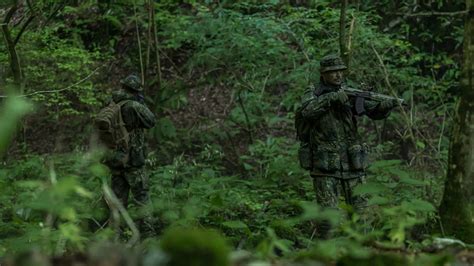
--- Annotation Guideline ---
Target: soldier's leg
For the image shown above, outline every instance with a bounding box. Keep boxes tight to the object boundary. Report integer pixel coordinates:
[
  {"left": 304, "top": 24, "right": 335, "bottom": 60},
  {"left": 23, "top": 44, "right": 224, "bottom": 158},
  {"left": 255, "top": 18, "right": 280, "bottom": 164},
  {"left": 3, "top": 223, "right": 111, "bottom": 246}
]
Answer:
[
  {"left": 341, "top": 176, "right": 369, "bottom": 233},
  {"left": 346, "top": 176, "right": 367, "bottom": 211},
  {"left": 111, "top": 171, "right": 130, "bottom": 208},
  {"left": 312, "top": 175, "right": 340, "bottom": 239},
  {"left": 124, "top": 167, "right": 153, "bottom": 236},
  {"left": 108, "top": 171, "right": 130, "bottom": 234},
  {"left": 313, "top": 176, "right": 339, "bottom": 207},
  {"left": 125, "top": 167, "right": 150, "bottom": 205}
]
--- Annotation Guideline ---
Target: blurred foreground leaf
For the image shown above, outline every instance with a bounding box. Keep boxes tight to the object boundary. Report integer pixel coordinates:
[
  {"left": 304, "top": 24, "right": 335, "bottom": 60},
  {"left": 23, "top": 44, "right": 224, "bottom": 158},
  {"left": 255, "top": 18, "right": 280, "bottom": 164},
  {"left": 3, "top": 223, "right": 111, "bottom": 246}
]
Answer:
[{"left": 0, "top": 97, "right": 33, "bottom": 155}]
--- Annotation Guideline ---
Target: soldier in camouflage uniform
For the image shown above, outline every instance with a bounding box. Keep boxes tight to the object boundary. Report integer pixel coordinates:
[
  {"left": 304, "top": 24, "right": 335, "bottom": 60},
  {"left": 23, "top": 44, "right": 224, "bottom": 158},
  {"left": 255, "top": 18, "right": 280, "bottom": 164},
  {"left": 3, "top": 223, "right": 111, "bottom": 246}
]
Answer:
[
  {"left": 298, "top": 54, "right": 397, "bottom": 238},
  {"left": 104, "top": 74, "right": 156, "bottom": 233}
]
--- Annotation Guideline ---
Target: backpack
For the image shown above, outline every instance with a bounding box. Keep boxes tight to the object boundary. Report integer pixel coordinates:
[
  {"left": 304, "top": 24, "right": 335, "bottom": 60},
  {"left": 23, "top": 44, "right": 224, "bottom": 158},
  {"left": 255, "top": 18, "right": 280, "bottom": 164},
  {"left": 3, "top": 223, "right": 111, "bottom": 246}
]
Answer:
[
  {"left": 295, "top": 107, "right": 313, "bottom": 170},
  {"left": 295, "top": 86, "right": 323, "bottom": 171},
  {"left": 95, "top": 100, "right": 131, "bottom": 151},
  {"left": 295, "top": 106, "right": 311, "bottom": 143}
]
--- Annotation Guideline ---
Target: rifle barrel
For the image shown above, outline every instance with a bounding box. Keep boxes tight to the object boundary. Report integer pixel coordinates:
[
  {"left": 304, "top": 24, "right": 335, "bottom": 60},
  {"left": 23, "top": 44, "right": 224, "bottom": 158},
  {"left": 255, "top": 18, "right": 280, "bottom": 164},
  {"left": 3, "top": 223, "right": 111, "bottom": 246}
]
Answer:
[{"left": 342, "top": 87, "right": 405, "bottom": 105}]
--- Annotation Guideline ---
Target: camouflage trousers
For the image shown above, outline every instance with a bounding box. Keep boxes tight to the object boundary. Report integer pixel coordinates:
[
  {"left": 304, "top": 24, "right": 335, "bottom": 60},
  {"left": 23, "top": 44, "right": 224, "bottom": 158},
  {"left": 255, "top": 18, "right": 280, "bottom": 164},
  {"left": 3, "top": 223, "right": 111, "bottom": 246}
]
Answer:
[
  {"left": 312, "top": 175, "right": 367, "bottom": 209},
  {"left": 311, "top": 174, "right": 367, "bottom": 238},
  {"left": 110, "top": 167, "right": 150, "bottom": 208},
  {"left": 109, "top": 167, "right": 154, "bottom": 236}
]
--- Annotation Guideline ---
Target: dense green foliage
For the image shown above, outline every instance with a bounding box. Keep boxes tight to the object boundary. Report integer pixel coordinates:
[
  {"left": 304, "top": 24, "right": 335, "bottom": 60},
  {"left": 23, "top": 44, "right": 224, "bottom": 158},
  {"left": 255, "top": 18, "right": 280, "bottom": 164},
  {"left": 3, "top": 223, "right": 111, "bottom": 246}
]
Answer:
[{"left": 0, "top": 0, "right": 471, "bottom": 264}]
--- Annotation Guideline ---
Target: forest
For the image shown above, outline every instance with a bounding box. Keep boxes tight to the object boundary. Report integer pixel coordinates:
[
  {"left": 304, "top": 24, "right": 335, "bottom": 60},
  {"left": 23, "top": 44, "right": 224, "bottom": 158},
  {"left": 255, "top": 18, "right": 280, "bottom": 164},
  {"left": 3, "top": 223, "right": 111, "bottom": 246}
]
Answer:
[{"left": 1, "top": 0, "right": 473, "bottom": 265}]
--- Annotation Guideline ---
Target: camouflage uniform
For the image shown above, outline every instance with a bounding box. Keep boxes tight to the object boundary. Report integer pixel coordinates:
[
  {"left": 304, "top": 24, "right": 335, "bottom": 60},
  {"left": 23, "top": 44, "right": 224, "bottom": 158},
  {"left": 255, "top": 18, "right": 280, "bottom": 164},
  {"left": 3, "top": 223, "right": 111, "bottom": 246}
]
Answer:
[
  {"left": 298, "top": 55, "right": 395, "bottom": 237},
  {"left": 105, "top": 75, "right": 156, "bottom": 209}
]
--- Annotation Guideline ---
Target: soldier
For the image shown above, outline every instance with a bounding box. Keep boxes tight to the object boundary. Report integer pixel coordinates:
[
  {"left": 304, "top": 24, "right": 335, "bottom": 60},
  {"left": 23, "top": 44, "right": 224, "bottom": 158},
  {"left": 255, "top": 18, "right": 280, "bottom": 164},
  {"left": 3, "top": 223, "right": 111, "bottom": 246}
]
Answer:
[
  {"left": 102, "top": 74, "right": 156, "bottom": 235},
  {"left": 296, "top": 54, "right": 397, "bottom": 238}
]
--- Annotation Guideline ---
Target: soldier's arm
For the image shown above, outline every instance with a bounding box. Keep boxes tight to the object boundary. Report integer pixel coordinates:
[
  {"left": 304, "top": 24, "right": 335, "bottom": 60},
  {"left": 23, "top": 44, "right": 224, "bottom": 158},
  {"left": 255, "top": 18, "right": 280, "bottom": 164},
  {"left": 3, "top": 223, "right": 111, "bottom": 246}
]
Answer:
[
  {"left": 300, "top": 89, "right": 333, "bottom": 119},
  {"left": 362, "top": 99, "right": 392, "bottom": 120},
  {"left": 122, "top": 102, "right": 157, "bottom": 129}
]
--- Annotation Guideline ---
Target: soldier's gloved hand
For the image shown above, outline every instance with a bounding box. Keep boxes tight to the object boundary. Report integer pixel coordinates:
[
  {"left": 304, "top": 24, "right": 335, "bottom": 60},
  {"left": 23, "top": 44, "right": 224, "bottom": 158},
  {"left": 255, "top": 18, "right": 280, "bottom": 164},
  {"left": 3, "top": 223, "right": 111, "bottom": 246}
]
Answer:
[
  {"left": 328, "top": 90, "right": 349, "bottom": 105},
  {"left": 379, "top": 99, "right": 397, "bottom": 110}
]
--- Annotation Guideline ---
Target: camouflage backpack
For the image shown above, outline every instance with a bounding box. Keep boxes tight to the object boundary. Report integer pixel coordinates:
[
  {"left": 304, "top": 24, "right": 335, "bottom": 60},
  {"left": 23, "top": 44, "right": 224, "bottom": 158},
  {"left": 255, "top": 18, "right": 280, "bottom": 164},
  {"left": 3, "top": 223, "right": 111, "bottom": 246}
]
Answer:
[
  {"left": 295, "top": 106, "right": 311, "bottom": 144},
  {"left": 295, "top": 107, "right": 313, "bottom": 171},
  {"left": 295, "top": 86, "right": 324, "bottom": 171},
  {"left": 95, "top": 100, "right": 130, "bottom": 151}
]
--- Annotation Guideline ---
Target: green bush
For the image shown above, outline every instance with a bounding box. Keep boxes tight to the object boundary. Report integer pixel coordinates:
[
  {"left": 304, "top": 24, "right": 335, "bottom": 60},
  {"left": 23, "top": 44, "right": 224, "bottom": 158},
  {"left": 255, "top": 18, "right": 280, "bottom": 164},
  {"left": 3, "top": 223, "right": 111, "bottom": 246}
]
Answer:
[{"left": 160, "top": 227, "right": 231, "bottom": 266}]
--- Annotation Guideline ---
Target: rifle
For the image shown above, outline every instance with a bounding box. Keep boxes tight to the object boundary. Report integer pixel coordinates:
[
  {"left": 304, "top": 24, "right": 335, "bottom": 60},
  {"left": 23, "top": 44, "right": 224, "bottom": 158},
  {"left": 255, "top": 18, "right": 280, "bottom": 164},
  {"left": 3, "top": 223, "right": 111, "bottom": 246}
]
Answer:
[{"left": 341, "top": 85, "right": 406, "bottom": 115}]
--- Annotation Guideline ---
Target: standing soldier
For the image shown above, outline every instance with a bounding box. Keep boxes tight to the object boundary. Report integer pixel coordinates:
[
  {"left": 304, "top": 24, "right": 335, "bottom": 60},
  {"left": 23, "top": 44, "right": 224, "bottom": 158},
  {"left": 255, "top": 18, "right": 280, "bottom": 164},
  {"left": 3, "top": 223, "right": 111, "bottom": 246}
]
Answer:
[
  {"left": 296, "top": 54, "right": 398, "bottom": 238},
  {"left": 98, "top": 74, "right": 156, "bottom": 235}
]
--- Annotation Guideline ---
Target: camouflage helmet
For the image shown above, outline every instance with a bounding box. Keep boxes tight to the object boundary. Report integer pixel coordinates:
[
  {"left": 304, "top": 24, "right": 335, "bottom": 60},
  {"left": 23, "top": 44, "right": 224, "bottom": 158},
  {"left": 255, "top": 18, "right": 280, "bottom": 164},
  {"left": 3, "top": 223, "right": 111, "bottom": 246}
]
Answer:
[
  {"left": 120, "top": 74, "right": 143, "bottom": 92},
  {"left": 320, "top": 54, "right": 347, "bottom": 73}
]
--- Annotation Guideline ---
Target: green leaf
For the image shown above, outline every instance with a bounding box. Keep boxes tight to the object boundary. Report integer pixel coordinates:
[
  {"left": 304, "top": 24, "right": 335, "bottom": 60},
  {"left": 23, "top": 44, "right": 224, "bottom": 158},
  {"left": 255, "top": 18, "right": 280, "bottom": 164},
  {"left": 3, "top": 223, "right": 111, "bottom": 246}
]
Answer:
[
  {"left": 388, "top": 168, "right": 409, "bottom": 180},
  {"left": 222, "top": 220, "right": 248, "bottom": 229},
  {"left": 403, "top": 199, "right": 435, "bottom": 212},
  {"left": 416, "top": 141, "right": 426, "bottom": 149},
  {"left": 389, "top": 224, "right": 406, "bottom": 244},
  {"left": 0, "top": 97, "right": 33, "bottom": 155},
  {"left": 74, "top": 186, "right": 93, "bottom": 199},
  {"left": 202, "top": 168, "right": 215, "bottom": 178},
  {"left": 209, "top": 193, "right": 224, "bottom": 207},
  {"left": 369, "top": 160, "right": 402, "bottom": 169},
  {"left": 399, "top": 176, "right": 426, "bottom": 186},
  {"left": 367, "top": 196, "right": 390, "bottom": 206},
  {"left": 353, "top": 182, "right": 387, "bottom": 196},
  {"left": 222, "top": 220, "right": 251, "bottom": 235},
  {"left": 243, "top": 163, "right": 254, "bottom": 170},
  {"left": 157, "top": 117, "right": 177, "bottom": 138}
]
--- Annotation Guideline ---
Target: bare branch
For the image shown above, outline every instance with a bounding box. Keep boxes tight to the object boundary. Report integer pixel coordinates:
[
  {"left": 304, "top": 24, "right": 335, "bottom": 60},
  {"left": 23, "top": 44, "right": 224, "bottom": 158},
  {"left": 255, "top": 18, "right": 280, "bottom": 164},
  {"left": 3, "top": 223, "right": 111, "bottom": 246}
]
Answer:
[
  {"left": 346, "top": 13, "right": 356, "bottom": 69},
  {"left": 2, "top": 2, "right": 23, "bottom": 87},
  {"left": 0, "top": 65, "right": 104, "bottom": 98},
  {"left": 14, "top": 14, "right": 35, "bottom": 46},
  {"left": 102, "top": 183, "right": 140, "bottom": 247},
  {"left": 390, "top": 10, "right": 468, "bottom": 17},
  {"left": 339, "top": 0, "right": 348, "bottom": 64},
  {"left": 3, "top": 2, "right": 18, "bottom": 25}
]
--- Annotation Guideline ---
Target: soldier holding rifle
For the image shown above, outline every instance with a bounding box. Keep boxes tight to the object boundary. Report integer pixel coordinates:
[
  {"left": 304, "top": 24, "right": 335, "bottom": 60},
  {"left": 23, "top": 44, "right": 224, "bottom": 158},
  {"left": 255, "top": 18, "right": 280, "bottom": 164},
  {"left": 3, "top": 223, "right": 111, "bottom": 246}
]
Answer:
[{"left": 296, "top": 54, "right": 403, "bottom": 238}]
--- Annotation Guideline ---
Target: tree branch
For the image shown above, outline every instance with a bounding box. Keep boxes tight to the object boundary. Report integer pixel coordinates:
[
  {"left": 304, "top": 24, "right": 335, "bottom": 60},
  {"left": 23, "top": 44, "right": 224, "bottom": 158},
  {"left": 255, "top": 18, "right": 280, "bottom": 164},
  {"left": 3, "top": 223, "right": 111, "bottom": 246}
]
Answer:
[
  {"left": 151, "top": 0, "right": 162, "bottom": 92},
  {"left": 339, "top": 0, "right": 348, "bottom": 64},
  {"left": 102, "top": 183, "right": 140, "bottom": 247},
  {"left": 3, "top": 2, "right": 19, "bottom": 25},
  {"left": 14, "top": 14, "right": 35, "bottom": 46},
  {"left": 0, "top": 65, "right": 104, "bottom": 98},
  {"left": 2, "top": 2, "right": 23, "bottom": 87},
  {"left": 389, "top": 10, "right": 468, "bottom": 17},
  {"left": 346, "top": 13, "right": 356, "bottom": 69},
  {"left": 133, "top": 0, "right": 145, "bottom": 86}
]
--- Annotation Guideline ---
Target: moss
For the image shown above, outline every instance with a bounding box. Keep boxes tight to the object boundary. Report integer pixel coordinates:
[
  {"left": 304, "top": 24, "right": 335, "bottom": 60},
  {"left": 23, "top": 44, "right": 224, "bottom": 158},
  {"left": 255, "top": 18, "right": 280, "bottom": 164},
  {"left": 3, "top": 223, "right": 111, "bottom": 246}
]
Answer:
[{"left": 160, "top": 227, "right": 231, "bottom": 266}]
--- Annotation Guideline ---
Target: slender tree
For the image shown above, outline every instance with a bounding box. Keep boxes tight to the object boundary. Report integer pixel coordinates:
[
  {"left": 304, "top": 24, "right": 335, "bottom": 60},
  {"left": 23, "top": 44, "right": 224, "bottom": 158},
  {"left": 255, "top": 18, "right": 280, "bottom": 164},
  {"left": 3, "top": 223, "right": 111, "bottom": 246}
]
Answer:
[
  {"left": 439, "top": 0, "right": 474, "bottom": 242},
  {"left": 2, "top": 1, "right": 23, "bottom": 88},
  {"left": 339, "top": 0, "right": 348, "bottom": 65},
  {"left": 1, "top": 0, "right": 37, "bottom": 91}
]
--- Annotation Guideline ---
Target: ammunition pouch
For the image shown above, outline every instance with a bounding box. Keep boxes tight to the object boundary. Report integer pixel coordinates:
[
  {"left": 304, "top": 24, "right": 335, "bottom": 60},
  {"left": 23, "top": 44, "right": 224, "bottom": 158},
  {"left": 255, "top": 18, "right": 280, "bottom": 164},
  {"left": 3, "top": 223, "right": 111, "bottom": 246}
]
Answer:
[
  {"left": 313, "top": 146, "right": 340, "bottom": 172},
  {"left": 348, "top": 143, "right": 369, "bottom": 171}
]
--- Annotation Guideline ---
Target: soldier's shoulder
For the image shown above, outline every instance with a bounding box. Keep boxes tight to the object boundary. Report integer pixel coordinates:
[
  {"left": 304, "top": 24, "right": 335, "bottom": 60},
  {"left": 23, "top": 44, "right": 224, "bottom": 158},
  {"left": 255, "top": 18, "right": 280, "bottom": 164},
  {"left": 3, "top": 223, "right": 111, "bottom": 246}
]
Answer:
[
  {"left": 120, "top": 100, "right": 145, "bottom": 112},
  {"left": 123, "top": 100, "right": 143, "bottom": 108},
  {"left": 301, "top": 84, "right": 322, "bottom": 101}
]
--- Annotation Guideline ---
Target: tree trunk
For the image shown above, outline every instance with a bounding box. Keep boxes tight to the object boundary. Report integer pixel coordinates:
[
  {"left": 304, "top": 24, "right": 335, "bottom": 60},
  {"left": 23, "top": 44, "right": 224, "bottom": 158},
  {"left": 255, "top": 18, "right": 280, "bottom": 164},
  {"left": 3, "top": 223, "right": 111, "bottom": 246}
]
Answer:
[
  {"left": 339, "top": 0, "right": 348, "bottom": 65},
  {"left": 151, "top": 0, "right": 162, "bottom": 92},
  {"left": 1, "top": 2, "right": 23, "bottom": 89},
  {"left": 439, "top": 0, "right": 474, "bottom": 242}
]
